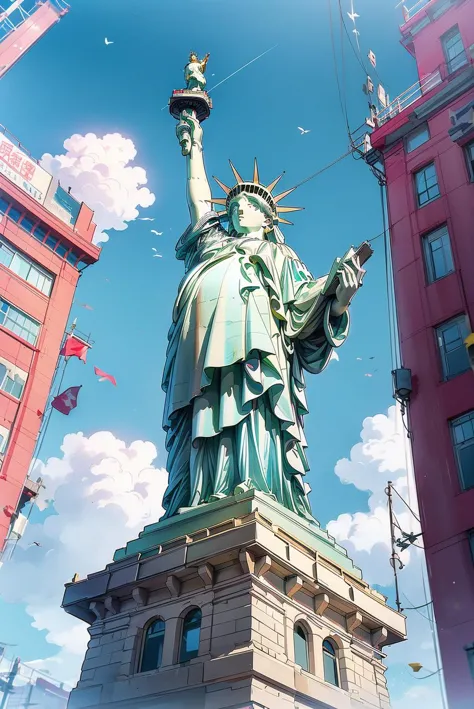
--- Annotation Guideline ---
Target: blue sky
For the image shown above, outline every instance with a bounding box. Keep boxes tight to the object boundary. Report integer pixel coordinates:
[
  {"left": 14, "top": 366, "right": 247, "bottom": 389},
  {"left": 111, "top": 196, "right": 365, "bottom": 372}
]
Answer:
[{"left": 0, "top": 0, "right": 445, "bottom": 706}]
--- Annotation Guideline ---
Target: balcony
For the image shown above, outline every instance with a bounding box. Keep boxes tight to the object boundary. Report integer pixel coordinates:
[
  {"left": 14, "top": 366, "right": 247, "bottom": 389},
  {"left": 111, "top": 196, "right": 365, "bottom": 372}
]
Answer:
[
  {"left": 376, "top": 69, "right": 443, "bottom": 125},
  {"left": 402, "top": 0, "right": 433, "bottom": 22},
  {"left": 375, "top": 53, "right": 472, "bottom": 126}
]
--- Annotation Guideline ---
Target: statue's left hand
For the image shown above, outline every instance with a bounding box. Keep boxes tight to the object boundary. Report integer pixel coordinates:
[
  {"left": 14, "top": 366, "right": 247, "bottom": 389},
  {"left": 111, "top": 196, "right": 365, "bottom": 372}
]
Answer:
[{"left": 330, "top": 262, "right": 363, "bottom": 317}]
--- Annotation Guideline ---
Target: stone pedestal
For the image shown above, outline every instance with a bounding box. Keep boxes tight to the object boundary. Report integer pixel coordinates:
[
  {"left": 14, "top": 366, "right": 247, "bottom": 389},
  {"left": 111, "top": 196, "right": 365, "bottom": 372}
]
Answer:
[{"left": 63, "top": 490, "right": 406, "bottom": 709}]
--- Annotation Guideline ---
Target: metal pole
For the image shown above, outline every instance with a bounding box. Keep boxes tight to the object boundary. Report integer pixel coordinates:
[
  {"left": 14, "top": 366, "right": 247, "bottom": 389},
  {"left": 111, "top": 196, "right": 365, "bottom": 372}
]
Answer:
[
  {"left": 0, "top": 657, "right": 20, "bottom": 709},
  {"left": 22, "top": 683, "right": 34, "bottom": 709},
  {"left": 387, "top": 481, "right": 402, "bottom": 612}
]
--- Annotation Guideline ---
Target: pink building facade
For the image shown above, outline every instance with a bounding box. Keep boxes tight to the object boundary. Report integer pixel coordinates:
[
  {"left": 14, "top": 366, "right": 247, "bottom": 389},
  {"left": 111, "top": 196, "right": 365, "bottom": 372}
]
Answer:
[
  {"left": 0, "top": 127, "right": 99, "bottom": 562},
  {"left": 370, "top": 0, "right": 474, "bottom": 705}
]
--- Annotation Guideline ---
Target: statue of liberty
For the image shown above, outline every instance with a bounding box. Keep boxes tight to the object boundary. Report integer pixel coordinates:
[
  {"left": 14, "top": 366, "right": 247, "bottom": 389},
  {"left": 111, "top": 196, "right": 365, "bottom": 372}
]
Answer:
[{"left": 162, "top": 80, "right": 370, "bottom": 521}]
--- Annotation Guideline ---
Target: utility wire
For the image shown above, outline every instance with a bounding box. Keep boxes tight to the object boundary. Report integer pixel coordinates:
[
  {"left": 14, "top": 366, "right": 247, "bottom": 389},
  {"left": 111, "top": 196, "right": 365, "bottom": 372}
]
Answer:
[
  {"left": 327, "top": 0, "right": 352, "bottom": 138},
  {"left": 391, "top": 483, "right": 421, "bottom": 523}
]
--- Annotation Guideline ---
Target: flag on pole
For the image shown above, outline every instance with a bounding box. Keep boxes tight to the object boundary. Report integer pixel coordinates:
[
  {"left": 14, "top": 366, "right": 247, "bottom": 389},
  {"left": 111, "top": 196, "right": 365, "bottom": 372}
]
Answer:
[
  {"left": 94, "top": 366, "right": 117, "bottom": 386},
  {"left": 51, "top": 385, "right": 82, "bottom": 415},
  {"left": 368, "top": 50, "right": 376, "bottom": 68},
  {"left": 60, "top": 335, "right": 89, "bottom": 363}
]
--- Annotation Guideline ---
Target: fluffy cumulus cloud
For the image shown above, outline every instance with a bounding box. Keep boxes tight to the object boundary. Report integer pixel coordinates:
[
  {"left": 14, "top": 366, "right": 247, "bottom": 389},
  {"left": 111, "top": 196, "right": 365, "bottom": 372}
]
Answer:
[
  {"left": 0, "top": 431, "right": 168, "bottom": 684},
  {"left": 41, "top": 133, "right": 155, "bottom": 244},
  {"left": 327, "top": 405, "right": 445, "bottom": 708}
]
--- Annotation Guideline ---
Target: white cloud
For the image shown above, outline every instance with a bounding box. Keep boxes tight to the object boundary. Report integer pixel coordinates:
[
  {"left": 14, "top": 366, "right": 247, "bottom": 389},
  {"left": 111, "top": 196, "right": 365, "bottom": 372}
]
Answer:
[
  {"left": 0, "top": 431, "right": 168, "bottom": 684},
  {"left": 327, "top": 405, "right": 445, "bottom": 709},
  {"left": 41, "top": 133, "right": 155, "bottom": 244},
  {"left": 391, "top": 682, "right": 445, "bottom": 709}
]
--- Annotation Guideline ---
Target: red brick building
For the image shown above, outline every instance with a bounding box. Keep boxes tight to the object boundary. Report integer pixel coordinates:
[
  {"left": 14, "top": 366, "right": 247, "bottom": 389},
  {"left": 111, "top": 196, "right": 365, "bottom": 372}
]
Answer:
[
  {"left": 368, "top": 0, "right": 474, "bottom": 705},
  {"left": 0, "top": 127, "right": 99, "bottom": 561}
]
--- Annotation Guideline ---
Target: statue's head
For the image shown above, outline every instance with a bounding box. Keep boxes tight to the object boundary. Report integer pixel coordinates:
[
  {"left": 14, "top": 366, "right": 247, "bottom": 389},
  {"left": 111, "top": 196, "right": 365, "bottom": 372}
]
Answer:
[
  {"left": 189, "top": 52, "right": 198, "bottom": 62},
  {"left": 229, "top": 193, "right": 272, "bottom": 235},
  {"left": 211, "top": 160, "right": 303, "bottom": 242}
]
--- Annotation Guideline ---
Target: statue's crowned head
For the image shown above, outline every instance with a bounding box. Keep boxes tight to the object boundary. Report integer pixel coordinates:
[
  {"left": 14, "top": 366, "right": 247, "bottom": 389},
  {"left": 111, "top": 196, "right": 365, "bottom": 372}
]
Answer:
[
  {"left": 189, "top": 51, "right": 199, "bottom": 62},
  {"left": 211, "top": 159, "right": 303, "bottom": 241}
]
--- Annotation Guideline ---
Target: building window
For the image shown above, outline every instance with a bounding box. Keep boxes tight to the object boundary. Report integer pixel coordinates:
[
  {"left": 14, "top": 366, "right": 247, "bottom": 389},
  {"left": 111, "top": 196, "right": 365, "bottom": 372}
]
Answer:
[
  {"left": 179, "top": 608, "right": 201, "bottom": 663},
  {"left": 442, "top": 26, "right": 467, "bottom": 74},
  {"left": 0, "top": 299, "right": 40, "bottom": 345},
  {"left": 465, "top": 141, "right": 474, "bottom": 182},
  {"left": 0, "top": 424, "right": 9, "bottom": 454},
  {"left": 468, "top": 531, "right": 474, "bottom": 564},
  {"left": 0, "top": 360, "right": 27, "bottom": 399},
  {"left": 436, "top": 316, "right": 470, "bottom": 380},
  {"left": 139, "top": 618, "right": 165, "bottom": 673},
  {"left": 0, "top": 238, "right": 53, "bottom": 296},
  {"left": 423, "top": 225, "right": 454, "bottom": 283},
  {"left": 406, "top": 125, "right": 430, "bottom": 153},
  {"left": 415, "top": 163, "right": 440, "bottom": 206},
  {"left": 451, "top": 412, "right": 474, "bottom": 490},
  {"left": 323, "top": 639, "right": 339, "bottom": 687},
  {"left": 466, "top": 643, "right": 474, "bottom": 681},
  {"left": 294, "top": 624, "right": 309, "bottom": 671},
  {"left": 0, "top": 192, "right": 84, "bottom": 269}
]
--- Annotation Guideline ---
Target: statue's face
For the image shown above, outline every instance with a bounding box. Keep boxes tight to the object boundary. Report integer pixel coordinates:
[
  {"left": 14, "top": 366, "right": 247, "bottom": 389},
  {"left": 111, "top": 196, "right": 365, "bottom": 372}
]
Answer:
[{"left": 230, "top": 194, "right": 269, "bottom": 234}]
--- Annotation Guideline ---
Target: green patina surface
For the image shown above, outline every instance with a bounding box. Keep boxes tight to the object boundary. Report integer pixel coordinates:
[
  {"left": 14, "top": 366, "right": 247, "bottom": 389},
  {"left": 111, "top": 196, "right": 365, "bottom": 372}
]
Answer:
[{"left": 113, "top": 489, "right": 362, "bottom": 579}]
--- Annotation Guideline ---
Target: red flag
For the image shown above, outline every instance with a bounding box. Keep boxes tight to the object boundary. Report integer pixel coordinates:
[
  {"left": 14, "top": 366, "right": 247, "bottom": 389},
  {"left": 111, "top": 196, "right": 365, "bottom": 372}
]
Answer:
[
  {"left": 61, "top": 335, "right": 89, "bottom": 363},
  {"left": 94, "top": 366, "right": 117, "bottom": 386},
  {"left": 51, "top": 385, "right": 82, "bottom": 415}
]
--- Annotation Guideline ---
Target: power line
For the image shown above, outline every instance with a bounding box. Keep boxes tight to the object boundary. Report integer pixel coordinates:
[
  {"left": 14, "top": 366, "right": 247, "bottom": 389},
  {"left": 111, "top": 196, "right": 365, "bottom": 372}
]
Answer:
[
  {"left": 391, "top": 482, "right": 421, "bottom": 523},
  {"left": 292, "top": 149, "right": 353, "bottom": 189}
]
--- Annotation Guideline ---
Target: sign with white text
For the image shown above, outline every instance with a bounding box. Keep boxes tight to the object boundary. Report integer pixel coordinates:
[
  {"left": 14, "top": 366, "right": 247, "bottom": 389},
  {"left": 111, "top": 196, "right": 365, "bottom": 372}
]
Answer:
[{"left": 0, "top": 134, "right": 52, "bottom": 205}]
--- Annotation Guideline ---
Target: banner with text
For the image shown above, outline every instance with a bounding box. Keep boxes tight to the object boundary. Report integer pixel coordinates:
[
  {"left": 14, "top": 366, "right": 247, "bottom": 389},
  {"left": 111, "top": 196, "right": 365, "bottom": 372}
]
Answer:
[{"left": 0, "top": 134, "right": 52, "bottom": 205}]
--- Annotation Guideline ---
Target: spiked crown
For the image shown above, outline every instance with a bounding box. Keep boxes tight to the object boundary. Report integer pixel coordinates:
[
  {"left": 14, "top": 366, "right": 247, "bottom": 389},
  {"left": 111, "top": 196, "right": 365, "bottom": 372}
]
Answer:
[{"left": 211, "top": 159, "right": 303, "bottom": 226}]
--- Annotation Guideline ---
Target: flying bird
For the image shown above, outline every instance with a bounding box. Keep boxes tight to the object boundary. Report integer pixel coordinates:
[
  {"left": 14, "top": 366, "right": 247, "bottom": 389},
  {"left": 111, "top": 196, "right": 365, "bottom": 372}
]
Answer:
[
  {"left": 104, "top": 38, "right": 114, "bottom": 45},
  {"left": 298, "top": 126, "right": 311, "bottom": 135},
  {"left": 347, "top": 10, "right": 360, "bottom": 21},
  {"left": 364, "top": 373, "right": 373, "bottom": 377},
  {"left": 80, "top": 303, "right": 93, "bottom": 311},
  {"left": 151, "top": 229, "right": 163, "bottom": 236},
  {"left": 352, "top": 28, "right": 361, "bottom": 51},
  {"left": 153, "top": 254, "right": 163, "bottom": 258},
  {"left": 28, "top": 541, "right": 41, "bottom": 547},
  {"left": 138, "top": 217, "right": 155, "bottom": 221},
  {"left": 369, "top": 356, "right": 375, "bottom": 359},
  {"left": 356, "top": 357, "right": 363, "bottom": 360}
]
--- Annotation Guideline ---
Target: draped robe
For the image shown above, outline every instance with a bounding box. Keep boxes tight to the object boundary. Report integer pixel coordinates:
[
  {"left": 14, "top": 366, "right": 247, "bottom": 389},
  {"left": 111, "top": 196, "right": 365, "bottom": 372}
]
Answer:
[{"left": 161, "top": 211, "right": 349, "bottom": 520}]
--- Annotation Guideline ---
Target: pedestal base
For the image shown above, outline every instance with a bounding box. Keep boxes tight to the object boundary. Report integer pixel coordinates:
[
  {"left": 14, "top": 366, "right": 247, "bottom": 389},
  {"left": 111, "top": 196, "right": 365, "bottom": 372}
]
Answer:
[
  {"left": 64, "top": 492, "right": 405, "bottom": 709},
  {"left": 169, "top": 89, "right": 212, "bottom": 121}
]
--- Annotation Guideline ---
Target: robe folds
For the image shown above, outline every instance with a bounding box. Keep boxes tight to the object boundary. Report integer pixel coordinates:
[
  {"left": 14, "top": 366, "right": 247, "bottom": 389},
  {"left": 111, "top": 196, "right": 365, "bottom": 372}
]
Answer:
[{"left": 161, "top": 211, "right": 349, "bottom": 520}]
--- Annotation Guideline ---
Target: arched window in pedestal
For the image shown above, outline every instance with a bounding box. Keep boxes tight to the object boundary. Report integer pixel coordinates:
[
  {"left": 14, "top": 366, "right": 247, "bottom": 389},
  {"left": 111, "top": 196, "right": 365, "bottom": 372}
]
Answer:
[
  {"left": 293, "top": 623, "right": 310, "bottom": 671},
  {"left": 322, "top": 638, "right": 339, "bottom": 687},
  {"left": 139, "top": 618, "right": 165, "bottom": 673},
  {"left": 179, "top": 608, "right": 202, "bottom": 662}
]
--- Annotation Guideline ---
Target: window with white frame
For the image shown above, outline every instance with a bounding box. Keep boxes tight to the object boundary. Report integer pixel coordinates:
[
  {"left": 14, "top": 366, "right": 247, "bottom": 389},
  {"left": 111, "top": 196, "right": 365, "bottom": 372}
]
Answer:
[
  {"left": 423, "top": 225, "right": 454, "bottom": 283},
  {"left": 0, "top": 239, "right": 53, "bottom": 296},
  {"left": 465, "top": 140, "right": 474, "bottom": 182},
  {"left": 415, "top": 163, "right": 440, "bottom": 206},
  {"left": 436, "top": 316, "right": 470, "bottom": 380},
  {"left": 406, "top": 125, "right": 430, "bottom": 153},
  {"left": 0, "top": 299, "right": 40, "bottom": 345},
  {"left": 450, "top": 411, "right": 474, "bottom": 491},
  {"left": 442, "top": 25, "right": 467, "bottom": 74},
  {"left": 0, "top": 424, "right": 9, "bottom": 455},
  {"left": 0, "top": 359, "right": 27, "bottom": 399}
]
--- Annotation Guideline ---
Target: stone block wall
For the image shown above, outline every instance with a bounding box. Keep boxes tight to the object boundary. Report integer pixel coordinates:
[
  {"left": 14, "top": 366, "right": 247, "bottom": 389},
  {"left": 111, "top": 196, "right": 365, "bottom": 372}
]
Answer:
[{"left": 69, "top": 560, "right": 393, "bottom": 709}]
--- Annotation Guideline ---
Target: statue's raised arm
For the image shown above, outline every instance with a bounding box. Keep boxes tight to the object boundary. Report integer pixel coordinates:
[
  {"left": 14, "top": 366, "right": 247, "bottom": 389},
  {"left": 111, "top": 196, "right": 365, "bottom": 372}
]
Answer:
[{"left": 176, "top": 113, "right": 211, "bottom": 226}]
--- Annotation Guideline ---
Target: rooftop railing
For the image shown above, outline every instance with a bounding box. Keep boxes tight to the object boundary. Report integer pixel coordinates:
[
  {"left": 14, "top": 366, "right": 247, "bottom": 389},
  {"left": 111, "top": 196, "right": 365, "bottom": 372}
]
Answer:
[
  {"left": 375, "top": 53, "right": 472, "bottom": 126},
  {"left": 402, "top": 0, "right": 433, "bottom": 21},
  {"left": 376, "top": 69, "right": 442, "bottom": 125}
]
